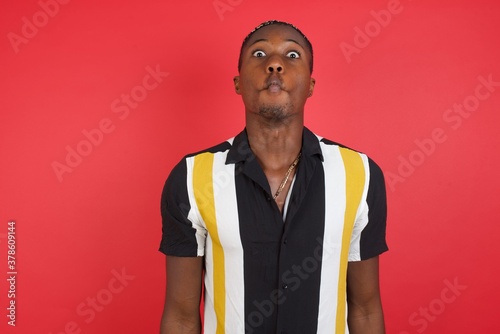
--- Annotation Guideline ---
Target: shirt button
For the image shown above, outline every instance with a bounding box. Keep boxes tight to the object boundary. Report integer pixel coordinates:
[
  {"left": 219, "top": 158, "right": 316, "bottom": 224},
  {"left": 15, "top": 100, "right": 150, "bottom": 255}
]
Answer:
[
  {"left": 283, "top": 238, "right": 288, "bottom": 245},
  {"left": 282, "top": 283, "right": 288, "bottom": 289}
]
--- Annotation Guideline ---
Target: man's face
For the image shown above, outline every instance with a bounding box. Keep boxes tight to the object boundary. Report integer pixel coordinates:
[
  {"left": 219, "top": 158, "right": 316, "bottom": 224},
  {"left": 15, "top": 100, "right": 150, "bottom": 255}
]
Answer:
[{"left": 234, "top": 25, "right": 315, "bottom": 122}]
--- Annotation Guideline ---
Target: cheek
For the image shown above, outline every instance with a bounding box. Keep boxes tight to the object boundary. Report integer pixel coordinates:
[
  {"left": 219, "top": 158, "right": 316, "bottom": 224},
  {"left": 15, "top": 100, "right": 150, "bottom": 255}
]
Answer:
[
  {"left": 239, "top": 75, "right": 260, "bottom": 95},
  {"left": 240, "top": 76, "right": 252, "bottom": 90},
  {"left": 290, "top": 75, "right": 311, "bottom": 95},
  {"left": 238, "top": 77, "right": 259, "bottom": 106}
]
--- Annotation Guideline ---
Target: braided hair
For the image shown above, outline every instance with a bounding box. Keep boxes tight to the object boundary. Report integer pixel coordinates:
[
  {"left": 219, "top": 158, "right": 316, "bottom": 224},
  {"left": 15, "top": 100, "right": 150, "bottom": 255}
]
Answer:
[{"left": 237, "top": 20, "right": 313, "bottom": 73}]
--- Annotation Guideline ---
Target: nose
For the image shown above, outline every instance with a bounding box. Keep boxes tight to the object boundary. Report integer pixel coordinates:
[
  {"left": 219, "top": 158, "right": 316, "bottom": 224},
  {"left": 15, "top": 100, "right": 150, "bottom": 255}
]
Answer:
[{"left": 266, "top": 55, "right": 284, "bottom": 73}]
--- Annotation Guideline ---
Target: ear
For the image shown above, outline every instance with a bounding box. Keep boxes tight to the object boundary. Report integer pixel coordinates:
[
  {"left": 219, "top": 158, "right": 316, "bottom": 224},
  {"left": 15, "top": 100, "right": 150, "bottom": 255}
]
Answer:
[
  {"left": 308, "top": 77, "right": 316, "bottom": 97},
  {"left": 233, "top": 76, "right": 241, "bottom": 95}
]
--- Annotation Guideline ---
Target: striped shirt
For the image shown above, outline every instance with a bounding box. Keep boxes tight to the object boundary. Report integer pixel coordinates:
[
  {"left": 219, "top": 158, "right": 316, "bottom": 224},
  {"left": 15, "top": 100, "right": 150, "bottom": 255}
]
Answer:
[{"left": 160, "top": 127, "right": 388, "bottom": 334}]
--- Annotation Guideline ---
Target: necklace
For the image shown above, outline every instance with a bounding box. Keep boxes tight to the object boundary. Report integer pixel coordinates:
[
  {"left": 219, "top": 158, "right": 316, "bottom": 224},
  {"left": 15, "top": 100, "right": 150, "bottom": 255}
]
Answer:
[{"left": 273, "top": 152, "right": 301, "bottom": 200}]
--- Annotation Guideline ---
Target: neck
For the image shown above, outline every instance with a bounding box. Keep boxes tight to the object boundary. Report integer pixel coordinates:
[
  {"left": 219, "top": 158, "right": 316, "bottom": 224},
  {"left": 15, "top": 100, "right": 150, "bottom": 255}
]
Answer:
[{"left": 246, "top": 113, "right": 303, "bottom": 171}]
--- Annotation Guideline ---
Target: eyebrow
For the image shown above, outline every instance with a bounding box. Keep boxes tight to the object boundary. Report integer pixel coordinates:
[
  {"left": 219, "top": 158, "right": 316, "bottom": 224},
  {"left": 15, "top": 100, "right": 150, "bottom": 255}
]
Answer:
[{"left": 248, "top": 38, "right": 304, "bottom": 48}]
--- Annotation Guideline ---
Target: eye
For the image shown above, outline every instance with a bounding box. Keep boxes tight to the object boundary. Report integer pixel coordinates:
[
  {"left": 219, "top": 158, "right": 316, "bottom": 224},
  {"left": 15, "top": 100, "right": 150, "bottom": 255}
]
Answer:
[
  {"left": 252, "top": 50, "right": 266, "bottom": 57},
  {"left": 287, "top": 51, "right": 300, "bottom": 59}
]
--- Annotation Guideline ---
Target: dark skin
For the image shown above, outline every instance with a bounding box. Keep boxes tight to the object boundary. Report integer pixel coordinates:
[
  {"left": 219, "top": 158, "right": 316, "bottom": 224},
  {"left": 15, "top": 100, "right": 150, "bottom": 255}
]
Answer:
[
  {"left": 233, "top": 24, "right": 315, "bottom": 211},
  {"left": 160, "top": 24, "right": 385, "bottom": 334}
]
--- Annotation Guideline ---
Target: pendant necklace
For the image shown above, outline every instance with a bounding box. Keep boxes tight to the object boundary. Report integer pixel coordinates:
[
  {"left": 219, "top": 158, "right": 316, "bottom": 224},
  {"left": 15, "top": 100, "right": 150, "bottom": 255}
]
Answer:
[{"left": 273, "top": 152, "right": 301, "bottom": 200}]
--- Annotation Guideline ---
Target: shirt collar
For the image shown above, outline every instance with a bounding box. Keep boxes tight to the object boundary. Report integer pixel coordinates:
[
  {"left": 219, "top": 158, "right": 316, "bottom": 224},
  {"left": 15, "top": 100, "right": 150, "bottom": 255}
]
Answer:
[{"left": 225, "top": 126, "right": 324, "bottom": 165}]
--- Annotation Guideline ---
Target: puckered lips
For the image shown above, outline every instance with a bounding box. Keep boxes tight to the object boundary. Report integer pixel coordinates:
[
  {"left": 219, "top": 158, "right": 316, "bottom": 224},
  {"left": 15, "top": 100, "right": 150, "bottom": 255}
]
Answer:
[{"left": 264, "top": 74, "right": 284, "bottom": 93}]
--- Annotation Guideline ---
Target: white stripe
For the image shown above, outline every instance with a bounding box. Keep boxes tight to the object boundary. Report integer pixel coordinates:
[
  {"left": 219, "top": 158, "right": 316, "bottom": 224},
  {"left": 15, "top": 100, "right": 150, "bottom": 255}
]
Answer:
[
  {"left": 282, "top": 173, "right": 296, "bottom": 221},
  {"left": 204, "top": 235, "right": 217, "bottom": 334},
  {"left": 212, "top": 152, "right": 245, "bottom": 332},
  {"left": 316, "top": 143, "right": 347, "bottom": 334},
  {"left": 185, "top": 156, "right": 207, "bottom": 256},
  {"left": 348, "top": 153, "right": 370, "bottom": 262}
]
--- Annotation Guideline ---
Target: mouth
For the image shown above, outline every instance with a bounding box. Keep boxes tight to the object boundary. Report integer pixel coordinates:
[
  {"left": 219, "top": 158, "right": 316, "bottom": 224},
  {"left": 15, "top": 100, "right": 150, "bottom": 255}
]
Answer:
[{"left": 265, "top": 76, "right": 283, "bottom": 93}]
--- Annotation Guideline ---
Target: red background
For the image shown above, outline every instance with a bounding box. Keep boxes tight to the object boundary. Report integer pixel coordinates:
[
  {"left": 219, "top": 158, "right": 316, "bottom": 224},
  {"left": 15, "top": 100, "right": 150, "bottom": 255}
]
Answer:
[{"left": 1, "top": 0, "right": 499, "bottom": 333}]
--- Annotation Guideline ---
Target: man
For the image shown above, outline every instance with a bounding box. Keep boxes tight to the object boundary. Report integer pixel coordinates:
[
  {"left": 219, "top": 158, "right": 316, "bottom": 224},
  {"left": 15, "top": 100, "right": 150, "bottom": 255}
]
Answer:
[{"left": 159, "top": 20, "right": 388, "bottom": 334}]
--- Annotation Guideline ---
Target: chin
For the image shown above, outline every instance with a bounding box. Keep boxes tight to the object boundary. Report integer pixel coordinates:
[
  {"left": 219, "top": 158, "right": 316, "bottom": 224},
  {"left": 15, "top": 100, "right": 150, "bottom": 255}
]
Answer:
[{"left": 258, "top": 103, "right": 293, "bottom": 122}]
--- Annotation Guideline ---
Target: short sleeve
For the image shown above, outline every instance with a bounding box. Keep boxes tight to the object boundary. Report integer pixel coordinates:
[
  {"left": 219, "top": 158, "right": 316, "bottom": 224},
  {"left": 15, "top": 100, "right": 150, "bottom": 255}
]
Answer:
[
  {"left": 159, "top": 158, "right": 206, "bottom": 257},
  {"left": 348, "top": 158, "right": 388, "bottom": 261}
]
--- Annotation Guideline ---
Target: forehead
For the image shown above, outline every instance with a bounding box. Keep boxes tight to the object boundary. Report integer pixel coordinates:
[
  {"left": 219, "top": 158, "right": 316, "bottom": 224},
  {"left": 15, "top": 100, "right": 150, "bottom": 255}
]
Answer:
[{"left": 244, "top": 24, "right": 308, "bottom": 49}]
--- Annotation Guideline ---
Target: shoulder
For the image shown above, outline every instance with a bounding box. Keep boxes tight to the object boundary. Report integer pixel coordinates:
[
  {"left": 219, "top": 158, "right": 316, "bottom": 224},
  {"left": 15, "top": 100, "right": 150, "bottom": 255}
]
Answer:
[
  {"left": 311, "top": 130, "right": 384, "bottom": 180},
  {"left": 317, "top": 134, "right": 365, "bottom": 157},
  {"left": 184, "top": 140, "right": 234, "bottom": 159},
  {"left": 166, "top": 136, "right": 237, "bottom": 180},
  {"left": 162, "top": 137, "right": 235, "bottom": 199}
]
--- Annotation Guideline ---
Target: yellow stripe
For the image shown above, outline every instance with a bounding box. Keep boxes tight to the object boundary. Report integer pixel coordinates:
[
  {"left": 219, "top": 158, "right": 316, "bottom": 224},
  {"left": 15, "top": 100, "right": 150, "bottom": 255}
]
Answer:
[
  {"left": 335, "top": 148, "right": 366, "bottom": 333},
  {"left": 193, "top": 153, "right": 225, "bottom": 334}
]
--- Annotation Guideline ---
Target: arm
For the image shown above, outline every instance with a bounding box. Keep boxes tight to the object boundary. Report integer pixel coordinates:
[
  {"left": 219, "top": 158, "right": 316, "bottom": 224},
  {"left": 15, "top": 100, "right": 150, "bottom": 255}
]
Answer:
[
  {"left": 160, "top": 256, "right": 204, "bottom": 334},
  {"left": 346, "top": 256, "right": 385, "bottom": 334}
]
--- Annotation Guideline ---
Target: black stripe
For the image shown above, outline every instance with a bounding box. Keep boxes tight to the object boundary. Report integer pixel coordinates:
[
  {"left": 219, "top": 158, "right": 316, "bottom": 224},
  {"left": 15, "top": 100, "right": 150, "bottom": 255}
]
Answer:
[
  {"left": 236, "top": 149, "right": 326, "bottom": 333},
  {"left": 159, "top": 158, "right": 197, "bottom": 256},
  {"left": 360, "top": 158, "right": 389, "bottom": 259}
]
